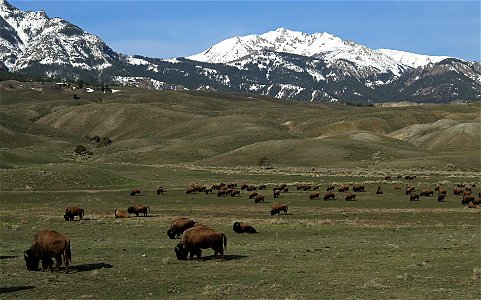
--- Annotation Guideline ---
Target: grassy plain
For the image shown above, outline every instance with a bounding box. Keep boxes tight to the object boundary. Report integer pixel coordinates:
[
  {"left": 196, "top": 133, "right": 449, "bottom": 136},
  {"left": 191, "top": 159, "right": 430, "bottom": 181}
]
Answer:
[{"left": 0, "top": 81, "right": 480, "bottom": 299}]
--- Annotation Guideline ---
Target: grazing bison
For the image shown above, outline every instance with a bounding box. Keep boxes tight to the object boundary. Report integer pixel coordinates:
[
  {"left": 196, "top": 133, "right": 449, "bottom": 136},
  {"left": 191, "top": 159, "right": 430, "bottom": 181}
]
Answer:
[
  {"left": 406, "top": 186, "right": 415, "bottom": 195},
  {"left": 130, "top": 188, "right": 141, "bottom": 196},
  {"left": 64, "top": 206, "right": 84, "bottom": 221},
  {"left": 309, "top": 192, "right": 320, "bottom": 200},
  {"left": 24, "top": 229, "right": 71, "bottom": 273},
  {"left": 167, "top": 217, "right": 196, "bottom": 239},
  {"left": 174, "top": 226, "right": 227, "bottom": 260},
  {"left": 127, "top": 205, "right": 150, "bottom": 217},
  {"left": 438, "top": 189, "right": 447, "bottom": 196},
  {"left": 326, "top": 185, "right": 335, "bottom": 191},
  {"left": 114, "top": 209, "right": 129, "bottom": 218},
  {"left": 410, "top": 193, "right": 420, "bottom": 201},
  {"left": 376, "top": 186, "right": 383, "bottom": 194},
  {"left": 217, "top": 189, "right": 227, "bottom": 197},
  {"left": 270, "top": 203, "right": 288, "bottom": 215},
  {"left": 246, "top": 185, "right": 257, "bottom": 192},
  {"left": 462, "top": 195, "right": 476, "bottom": 205},
  {"left": 248, "top": 192, "right": 259, "bottom": 199},
  {"left": 345, "top": 193, "right": 356, "bottom": 201},
  {"left": 258, "top": 184, "right": 267, "bottom": 190},
  {"left": 312, "top": 185, "right": 320, "bottom": 191},
  {"left": 231, "top": 189, "right": 241, "bottom": 197},
  {"left": 324, "top": 192, "right": 335, "bottom": 200},
  {"left": 212, "top": 183, "right": 226, "bottom": 190},
  {"left": 273, "top": 189, "right": 281, "bottom": 198},
  {"left": 156, "top": 187, "right": 165, "bottom": 195},
  {"left": 420, "top": 189, "right": 434, "bottom": 197},
  {"left": 204, "top": 187, "right": 213, "bottom": 194},
  {"left": 405, "top": 175, "right": 416, "bottom": 180},
  {"left": 254, "top": 195, "right": 266, "bottom": 203},
  {"left": 437, "top": 194, "right": 446, "bottom": 202},
  {"left": 337, "top": 185, "right": 349, "bottom": 193},
  {"left": 233, "top": 222, "right": 257, "bottom": 234},
  {"left": 453, "top": 187, "right": 464, "bottom": 195},
  {"left": 352, "top": 184, "right": 365, "bottom": 192}
]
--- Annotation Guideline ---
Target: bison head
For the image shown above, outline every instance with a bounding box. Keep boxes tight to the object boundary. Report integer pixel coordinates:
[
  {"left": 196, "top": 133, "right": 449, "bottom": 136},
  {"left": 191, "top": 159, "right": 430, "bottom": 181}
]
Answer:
[
  {"left": 64, "top": 214, "right": 70, "bottom": 221},
  {"left": 127, "top": 207, "right": 133, "bottom": 214},
  {"left": 166, "top": 229, "right": 176, "bottom": 239},
  {"left": 174, "top": 243, "right": 188, "bottom": 260},
  {"left": 270, "top": 209, "right": 276, "bottom": 215},
  {"left": 233, "top": 222, "right": 241, "bottom": 233},
  {"left": 24, "top": 248, "right": 40, "bottom": 271}
]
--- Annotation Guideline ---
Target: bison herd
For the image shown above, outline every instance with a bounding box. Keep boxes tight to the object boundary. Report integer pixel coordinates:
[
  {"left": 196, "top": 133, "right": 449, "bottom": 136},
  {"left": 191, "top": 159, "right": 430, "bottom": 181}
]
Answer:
[{"left": 25, "top": 177, "right": 479, "bottom": 273}]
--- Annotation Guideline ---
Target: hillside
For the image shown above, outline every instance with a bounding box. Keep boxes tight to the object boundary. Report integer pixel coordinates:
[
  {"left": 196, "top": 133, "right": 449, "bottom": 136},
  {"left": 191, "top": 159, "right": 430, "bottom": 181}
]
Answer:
[{"left": 1, "top": 80, "right": 480, "bottom": 172}]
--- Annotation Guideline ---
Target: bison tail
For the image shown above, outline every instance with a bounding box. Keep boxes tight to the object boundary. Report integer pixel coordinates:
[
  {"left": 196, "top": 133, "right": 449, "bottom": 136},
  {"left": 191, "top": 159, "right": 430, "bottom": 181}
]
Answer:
[
  {"left": 81, "top": 209, "right": 84, "bottom": 218},
  {"left": 64, "top": 239, "right": 72, "bottom": 264},
  {"left": 222, "top": 233, "right": 227, "bottom": 251}
]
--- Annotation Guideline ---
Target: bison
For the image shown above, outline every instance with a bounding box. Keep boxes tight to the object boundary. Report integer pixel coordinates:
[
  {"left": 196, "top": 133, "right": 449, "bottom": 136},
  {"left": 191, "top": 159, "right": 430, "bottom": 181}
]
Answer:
[
  {"left": 270, "top": 203, "right": 288, "bottom": 215},
  {"left": 273, "top": 189, "right": 281, "bottom": 198},
  {"left": 254, "top": 195, "right": 265, "bottom": 203},
  {"left": 156, "top": 187, "right": 165, "bottom": 195},
  {"left": 258, "top": 184, "right": 267, "bottom": 190},
  {"left": 337, "top": 185, "right": 349, "bottom": 192},
  {"left": 127, "top": 205, "right": 150, "bottom": 217},
  {"left": 233, "top": 222, "right": 257, "bottom": 234},
  {"left": 167, "top": 217, "right": 196, "bottom": 239},
  {"left": 24, "top": 229, "right": 71, "bottom": 273},
  {"left": 130, "top": 188, "right": 141, "bottom": 196},
  {"left": 231, "top": 189, "right": 241, "bottom": 197},
  {"left": 345, "top": 193, "right": 356, "bottom": 201},
  {"left": 324, "top": 192, "right": 335, "bottom": 200},
  {"left": 326, "top": 185, "right": 335, "bottom": 191},
  {"left": 406, "top": 186, "right": 415, "bottom": 195},
  {"left": 352, "top": 184, "right": 365, "bottom": 192},
  {"left": 376, "top": 186, "right": 383, "bottom": 194},
  {"left": 174, "top": 225, "right": 227, "bottom": 260},
  {"left": 462, "top": 195, "right": 476, "bottom": 205},
  {"left": 453, "top": 187, "right": 464, "bottom": 195},
  {"left": 309, "top": 192, "right": 320, "bottom": 200},
  {"left": 114, "top": 209, "right": 129, "bottom": 218},
  {"left": 420, "top": 189, "right": 434, "bottom": 197},
  {"left": 248, "top": 192, "right": 259, "bottom": 199},
  {"left": 246, "top": 185, "right": 257, "bottom": 192},
  {"left": 437, "top": 194, "right": 446, "bottom": 202},
  {"left": 410, "top": 193, "right": 420, "bottom": 201},
  {"left": 64, "top": 206, "right": 84, "bottom": 221}
]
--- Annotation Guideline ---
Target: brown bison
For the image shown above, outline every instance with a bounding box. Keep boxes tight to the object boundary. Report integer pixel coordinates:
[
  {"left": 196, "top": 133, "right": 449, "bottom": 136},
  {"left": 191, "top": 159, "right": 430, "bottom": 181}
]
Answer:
[
  {"left": 174, "top": 225, "right": 227, "bottom": 260},
  {"left": 248, "top": 192, "right": 259, "bottom": 199},
  {"left": 309, "top": 192, "right": 320, "bottom": 200},
  {"left": 326, "top": 185, "right": 335, "bottom": 191},
  {"left": 246, "top": 185, "right": 257, "bottom": 192},
  {"left": 270, "top": 203, "right": 288, "bottom": 215},
  {"left": 437, "top": 194, "right": 446, "bottom": 202},
  {"left": 352, "top": 184, "right": 365, "bottom": 192},
  {"left": 337, "top": 185, "right": 349, "bottom": 192},
  {"left": 114, "top": 209, "right": 129, "bottom": 218},
  {"left": 312, "top": 185, "right": 320, "bottom": 191},
  {"left": 231, "top": 189, "right": 241, "bottom": 197},
  {"left": 156, "top": 187, "right": 165, "bottom": 195},
  {"left": 410, "top": 193, "right": 420, "bottom": 201},
  {"left": 233, "top": 222, "right": 257, "bottom": 234},
  {"left": 64, "top": 206, "right": 84, "bottom": 221},
  {"left": 254, "top": 195, "right": 265, "bottom": 203},
  {"left": 273, "top": 189, "right": 281, "bottom": 198},
  {"left": 167, "top": 217, "right": 196, "bottom": 239},
  {"left": 462, "top": 195, "right": 476, "bottom": 205},
  {"left": 468, "top": 202, "right": 480, "bottom": 208},
  {"left": 204, "top": 187, "right": 213, "bottom": 194},
  {"left": 24, "top": 229, "right": 71, "bottom": 273},
  {"left": 130, "top": 188, "right": 141, "bottom": 196},
  {"left": 405, "top": 175, "right": 416, "bottom": 180},
  {"left": 384, "top": 176, "right": 391, "bottom": 180},
  {"left": 345, "top": 193, "right": 356, "bottom": 201},
  {"left": 212, "top": 183, "right": 226, "bottom": 190},
  {"left": 453, "top": 187, "right": 464, "bottom": 195},
  {"left": 406, "top": 186, "right": 415, "bottom": 195},
  {"left": 324, "top": 192, "right": 335, "bottom": 200},
  {"left": 376, "top": 186, "right": 383, "bottom": 194},
  {"left": 420, "top": 189, "right": 434, "bottom": 197},
  {"left": 127, "top": 205, "right": 150, "bottom": 217},
  {"left": 438, "top": 189, "right": 447, "bottom": 196},
  {"left": 258, "top": 184, "right": 267, "bottom": 190}
]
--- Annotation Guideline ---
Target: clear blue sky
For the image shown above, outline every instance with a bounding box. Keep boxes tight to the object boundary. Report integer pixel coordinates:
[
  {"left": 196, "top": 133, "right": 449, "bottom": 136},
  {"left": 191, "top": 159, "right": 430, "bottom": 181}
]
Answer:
[{"left": 10, "top": 1, "right": 481, "bottom": 61}]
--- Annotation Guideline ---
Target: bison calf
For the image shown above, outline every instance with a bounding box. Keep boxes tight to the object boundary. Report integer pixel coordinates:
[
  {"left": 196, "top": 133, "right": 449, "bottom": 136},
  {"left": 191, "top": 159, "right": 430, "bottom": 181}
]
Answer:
[
  {"left": 24, "top": 229, "right": 71, "bottom": 273},
  {"left": 64, "top": 206, "right": 84, "bottom": 221},
  {"left": 233, "top": 222, "right": 257, "bottom": 234}
]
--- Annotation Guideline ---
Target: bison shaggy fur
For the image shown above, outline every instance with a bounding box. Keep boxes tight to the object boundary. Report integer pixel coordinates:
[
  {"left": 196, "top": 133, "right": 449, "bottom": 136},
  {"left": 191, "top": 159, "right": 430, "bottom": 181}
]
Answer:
[
  {"left": 233, "top": 222, "right": 257, "bottom": 234},
  {"left": 64, "top": 206, "right": 84, "bottom": 221},
  {"left": 174, "top": 226, "right": 227, "bottom": 260},
  {"left": 167, "top": 217, "right": 196, "bottom": 239},
  {"left": 114, "top": 209, "right": 129, "bottom": 218},
  {"left": 24, "top": 229, "right": 71, "bottom": 273}
]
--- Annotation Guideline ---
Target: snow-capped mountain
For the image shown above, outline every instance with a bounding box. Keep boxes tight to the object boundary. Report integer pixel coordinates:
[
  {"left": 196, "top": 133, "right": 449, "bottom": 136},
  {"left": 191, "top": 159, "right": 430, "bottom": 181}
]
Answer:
[
  {"left": 1, "top": 0, "right": 480, "bottom": 103},
  {"left": 188, "top": 28, "right": 409, "bottom": 77},
  {"left": 0, "top": 0, "right": 120, "bottom": 76}
]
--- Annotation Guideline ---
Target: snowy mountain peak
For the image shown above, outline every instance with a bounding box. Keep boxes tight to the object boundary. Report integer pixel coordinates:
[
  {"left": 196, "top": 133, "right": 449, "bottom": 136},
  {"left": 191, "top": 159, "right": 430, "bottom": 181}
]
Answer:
[{"left": 377, "top": 49, "right": 452, "bottom": 68}]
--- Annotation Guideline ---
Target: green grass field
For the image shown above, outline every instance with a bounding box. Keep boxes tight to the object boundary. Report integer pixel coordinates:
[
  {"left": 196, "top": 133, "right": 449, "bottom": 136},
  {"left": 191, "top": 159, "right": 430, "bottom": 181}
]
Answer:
[{"left": 0, "top": 81, "right": 480, "bottom": 299}]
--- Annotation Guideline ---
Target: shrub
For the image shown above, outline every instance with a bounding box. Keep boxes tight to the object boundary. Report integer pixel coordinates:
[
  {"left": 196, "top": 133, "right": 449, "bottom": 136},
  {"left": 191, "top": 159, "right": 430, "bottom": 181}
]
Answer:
[{"left": 74, "top": 144, "right": 87, "bottom": 155}]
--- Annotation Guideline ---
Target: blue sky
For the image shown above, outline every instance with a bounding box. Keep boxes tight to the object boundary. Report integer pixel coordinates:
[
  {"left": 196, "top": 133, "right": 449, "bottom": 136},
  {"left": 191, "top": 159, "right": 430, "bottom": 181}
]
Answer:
[{"left": 10, "top": 1, "right": 481, "bottom": 61}]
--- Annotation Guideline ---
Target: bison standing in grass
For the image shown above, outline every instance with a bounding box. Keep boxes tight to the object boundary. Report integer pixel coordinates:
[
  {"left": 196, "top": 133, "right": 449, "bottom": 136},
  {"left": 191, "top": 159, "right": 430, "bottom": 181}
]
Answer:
[
  {"left": 174, "top": 225, "right": 227, "bottom": 260},
  {"left": 128, "top": 205, "right": 150, "bottom": 217},
  {"left": 309, "top": 192, "right": 320, "bottom": 200},
  {"left": 130, "top": 188, "right": 141, "bottom": 196},
  {"left": 233, "top": 222, "right": 257, "bottom": 234},
  {"left": 420, "top": 189, "right": 434, "bottom": 197},
  {"left": 410, "top": 193, "right": 420, "bottom": 201},
  {"left": 167, "top": 217, "right": 196, "bottom": 239},
  {"left": 337, "top": 185, "right": 349, "bottom": 192},
  {"left": 24, "top": 229, "right": 71, "bottom": 273},
  {"left": 345, "top": 193, "right": 356, "bottom": 201},
  {"left": 64, "top": 206, "right": 84, "bottom": 221},
  {"left": 352, "top": 184, "right": 365, "bottom": 192},
  {"left": 156, "top": 187, "right": 165, "bottom": 195},
  {"left": 324, "top": 192, "right": 335, "bottom": 200},
  {"left": 248, "top": 192, "right": 259, "bottom": 199},
  {"left": 254, "top": 195, "right": 266, "bottom": 203},
  {"left": 270, "top": 203, "right": 288, "bottom": 215}
]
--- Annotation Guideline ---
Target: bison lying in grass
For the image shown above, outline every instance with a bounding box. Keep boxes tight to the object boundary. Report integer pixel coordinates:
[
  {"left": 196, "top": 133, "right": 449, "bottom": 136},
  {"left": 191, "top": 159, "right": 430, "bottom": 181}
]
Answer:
[
  {"left": 233, "top": 222, "right": 257, "bottom": 234},
  {"left": 114, "top": 209, "right": 129, "bottom": 218},
  {"left": 174, "top": 225, "right": 227, "bottom": 260},
  {"left": 24, "top": 229, "right": 71, "bottom": 273}
]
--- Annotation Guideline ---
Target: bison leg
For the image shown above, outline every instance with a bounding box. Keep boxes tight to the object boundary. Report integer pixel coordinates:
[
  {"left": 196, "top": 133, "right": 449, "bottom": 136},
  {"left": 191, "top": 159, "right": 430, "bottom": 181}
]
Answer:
[{"left": 54, "top": 255, "right": 63, "bottom": 272}]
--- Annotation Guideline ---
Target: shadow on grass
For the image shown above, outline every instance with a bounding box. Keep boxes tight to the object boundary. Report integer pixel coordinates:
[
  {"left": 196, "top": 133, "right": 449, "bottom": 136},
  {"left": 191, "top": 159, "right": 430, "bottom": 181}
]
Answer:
[
  {"left": 69, "top": 262, "right": 113, "bottom": 273},
  {"left": 0, "top": 286, "right": 35, "bottom": 294},
  {"left": 199, "top": 254, "right": 248, "bottom": 261},
  {"left": 0, "top": 255, "right": 17, "bottom": 259}
]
